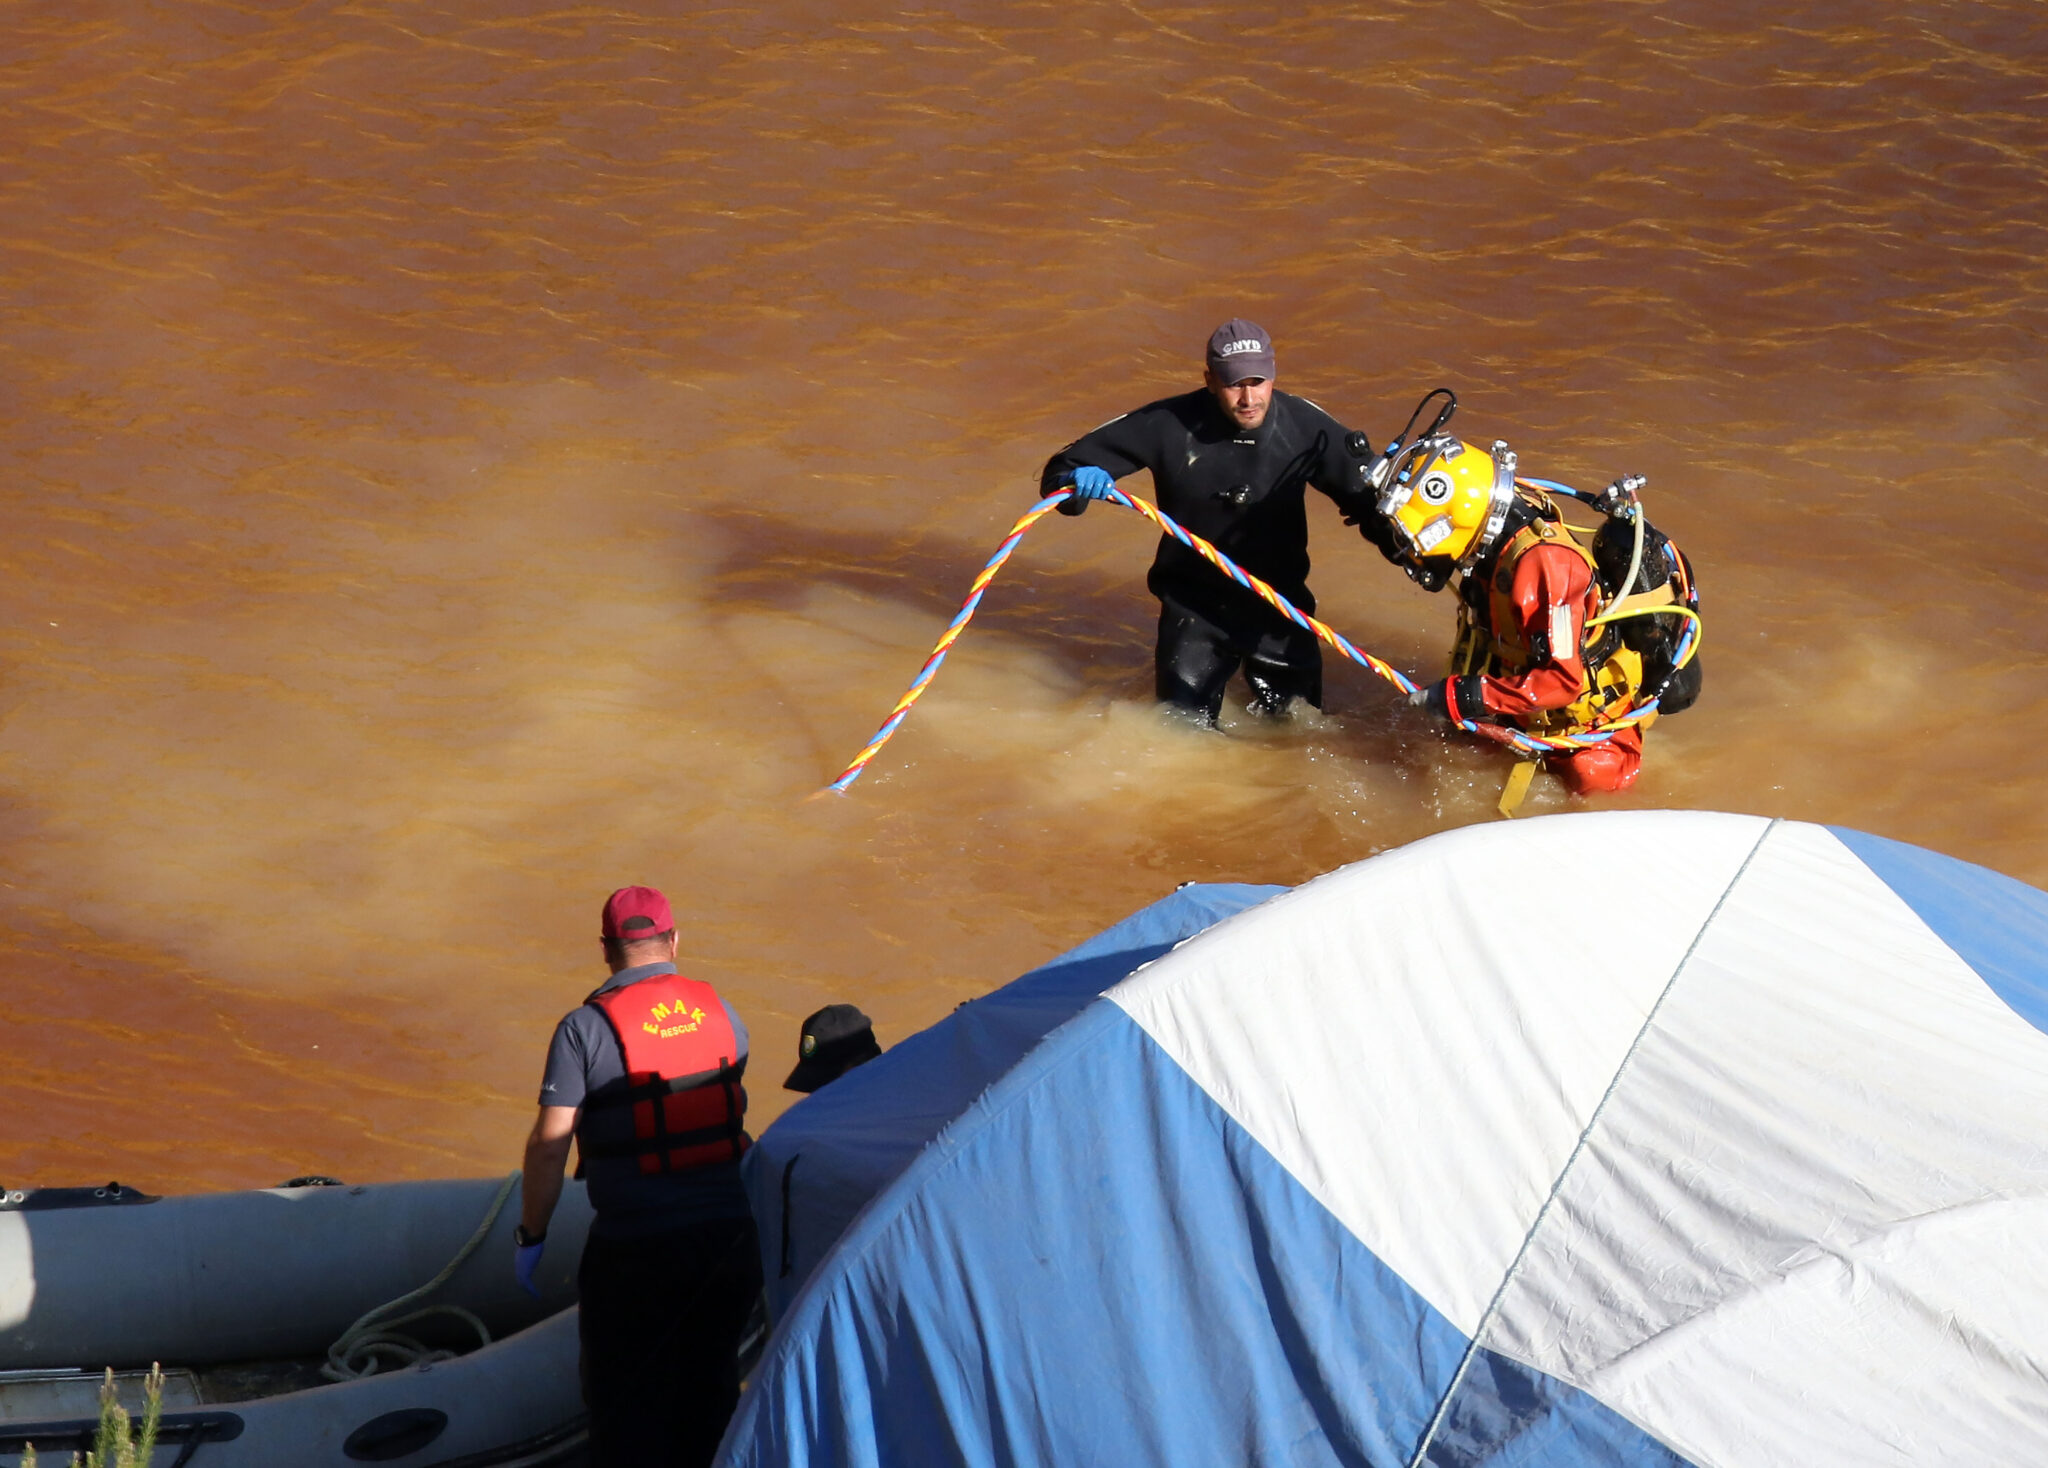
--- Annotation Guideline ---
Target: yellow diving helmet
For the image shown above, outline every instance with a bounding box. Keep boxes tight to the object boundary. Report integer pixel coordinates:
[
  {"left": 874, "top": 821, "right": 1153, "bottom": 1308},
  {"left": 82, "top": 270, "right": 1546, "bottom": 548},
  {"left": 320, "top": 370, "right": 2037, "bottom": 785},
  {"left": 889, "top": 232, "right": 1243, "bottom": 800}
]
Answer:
[{"left": 1373, "top": 435, "right": 1518, "bottom": 569}]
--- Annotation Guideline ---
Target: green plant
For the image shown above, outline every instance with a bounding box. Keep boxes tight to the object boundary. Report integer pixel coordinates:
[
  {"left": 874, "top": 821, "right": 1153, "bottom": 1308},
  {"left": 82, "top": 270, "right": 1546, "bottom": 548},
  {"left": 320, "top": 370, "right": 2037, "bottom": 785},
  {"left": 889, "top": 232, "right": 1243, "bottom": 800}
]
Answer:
[{"left": 19, "top": 1364, "right": 162, "bottom": 1468}]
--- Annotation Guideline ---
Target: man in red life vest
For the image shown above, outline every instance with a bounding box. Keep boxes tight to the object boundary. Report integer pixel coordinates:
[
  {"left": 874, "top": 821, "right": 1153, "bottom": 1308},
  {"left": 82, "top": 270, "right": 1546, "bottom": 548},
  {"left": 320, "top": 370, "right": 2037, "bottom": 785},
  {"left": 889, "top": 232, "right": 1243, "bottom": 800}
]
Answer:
[{"left": 516, "top": 885, "right": 760, "bottom": 1468}]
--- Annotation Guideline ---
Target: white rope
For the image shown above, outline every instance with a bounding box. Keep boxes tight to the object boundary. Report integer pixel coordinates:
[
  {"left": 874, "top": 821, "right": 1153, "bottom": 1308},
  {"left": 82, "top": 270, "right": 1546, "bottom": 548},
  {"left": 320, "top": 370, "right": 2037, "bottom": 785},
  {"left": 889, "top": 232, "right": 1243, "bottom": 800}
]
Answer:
[{"left": 321, "top": 1171, "right": 520, "bottom": 1382}]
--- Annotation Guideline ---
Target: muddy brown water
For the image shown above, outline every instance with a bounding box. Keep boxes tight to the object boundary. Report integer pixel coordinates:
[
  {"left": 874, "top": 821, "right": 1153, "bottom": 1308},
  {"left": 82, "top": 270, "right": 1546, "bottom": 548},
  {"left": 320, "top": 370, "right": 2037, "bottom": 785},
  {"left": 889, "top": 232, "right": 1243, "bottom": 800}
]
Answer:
[{"left": 3, "top": 3, "right": 2044, "bottom": 1193}]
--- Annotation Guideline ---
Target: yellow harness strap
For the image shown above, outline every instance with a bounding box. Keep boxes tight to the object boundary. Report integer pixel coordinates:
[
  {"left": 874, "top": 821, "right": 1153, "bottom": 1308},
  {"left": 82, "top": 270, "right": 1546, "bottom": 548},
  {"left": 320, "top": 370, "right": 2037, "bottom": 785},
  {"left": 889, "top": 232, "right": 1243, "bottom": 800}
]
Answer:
[
  {"left": 1497, "top": 760, "right": 1539, "bottom": 818},
  {"left": 1590, "top": 581, "right": 1676, "bottom": 625}
]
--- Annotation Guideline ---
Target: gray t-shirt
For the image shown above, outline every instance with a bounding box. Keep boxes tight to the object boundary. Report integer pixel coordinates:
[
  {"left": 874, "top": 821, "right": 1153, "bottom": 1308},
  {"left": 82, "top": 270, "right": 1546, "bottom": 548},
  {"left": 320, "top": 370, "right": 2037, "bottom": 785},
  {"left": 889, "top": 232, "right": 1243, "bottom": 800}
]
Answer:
[{"left": 539, "top": 960, "right": 752, "bottom": 1239}]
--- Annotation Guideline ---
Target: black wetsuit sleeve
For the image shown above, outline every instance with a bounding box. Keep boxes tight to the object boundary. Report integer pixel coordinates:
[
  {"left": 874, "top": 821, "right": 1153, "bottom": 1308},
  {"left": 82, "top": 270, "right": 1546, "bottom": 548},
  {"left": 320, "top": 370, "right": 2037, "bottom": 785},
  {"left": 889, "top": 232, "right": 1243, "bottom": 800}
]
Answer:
[
  {"left": 1291, "top": 398, "right": 1403, "bottom": 562},
  {"left": 1294, "top": 397, "right": 1370, "bottom": 510},
  {"left": 1039, "top": 407, "right": 1169, "bottom": 514}
]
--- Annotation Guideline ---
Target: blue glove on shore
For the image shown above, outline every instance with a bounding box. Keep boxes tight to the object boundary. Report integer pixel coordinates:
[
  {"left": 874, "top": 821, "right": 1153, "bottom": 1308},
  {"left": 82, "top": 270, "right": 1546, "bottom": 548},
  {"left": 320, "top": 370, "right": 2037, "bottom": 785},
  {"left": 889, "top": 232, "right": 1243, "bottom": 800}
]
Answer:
[
  {"left": 1069, "top": 466, "right": 1116, "bottom": 501},
  {"left": 514, "top": 1239, "right": 545, "bottom": 1298}
]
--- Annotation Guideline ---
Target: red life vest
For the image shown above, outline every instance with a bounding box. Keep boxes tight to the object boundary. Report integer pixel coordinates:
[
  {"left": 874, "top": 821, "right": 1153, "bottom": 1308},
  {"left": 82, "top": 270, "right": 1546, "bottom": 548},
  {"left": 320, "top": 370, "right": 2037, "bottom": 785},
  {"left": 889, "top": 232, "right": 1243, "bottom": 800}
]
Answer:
[{"left": 577, "top": 973, "right": 750, "bottom": 1177}]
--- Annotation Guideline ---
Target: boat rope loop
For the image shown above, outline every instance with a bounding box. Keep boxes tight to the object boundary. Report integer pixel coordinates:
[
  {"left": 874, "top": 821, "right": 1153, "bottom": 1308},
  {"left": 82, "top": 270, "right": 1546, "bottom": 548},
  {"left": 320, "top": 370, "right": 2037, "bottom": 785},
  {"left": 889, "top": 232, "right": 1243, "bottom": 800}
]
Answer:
[
  {"left": 320, "top": 1171, "right": 519, "bottom": 1382},
  {"left": 823, "top": 487, "right": 1692, "bottom": 793}
]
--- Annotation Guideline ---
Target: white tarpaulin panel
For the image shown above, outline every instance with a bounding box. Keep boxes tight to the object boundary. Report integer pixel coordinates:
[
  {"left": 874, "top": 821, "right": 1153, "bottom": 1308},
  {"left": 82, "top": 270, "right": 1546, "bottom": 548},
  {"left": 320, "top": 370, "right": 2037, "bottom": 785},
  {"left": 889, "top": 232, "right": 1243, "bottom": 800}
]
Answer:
[{"left": 721, "top": 812, "right": 2048, "bottom": 1468}]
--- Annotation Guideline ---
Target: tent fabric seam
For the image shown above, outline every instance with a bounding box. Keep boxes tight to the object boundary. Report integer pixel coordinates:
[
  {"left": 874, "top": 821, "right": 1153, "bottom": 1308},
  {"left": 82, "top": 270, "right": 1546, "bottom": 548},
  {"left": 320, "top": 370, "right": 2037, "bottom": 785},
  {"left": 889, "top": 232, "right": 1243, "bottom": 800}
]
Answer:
[
  {"left": 1826, "top": 825, "right": 2048, "bottom": 1038},
  {"left": 1403, "top": 814, "right": 1780, "bottom": 1468}
]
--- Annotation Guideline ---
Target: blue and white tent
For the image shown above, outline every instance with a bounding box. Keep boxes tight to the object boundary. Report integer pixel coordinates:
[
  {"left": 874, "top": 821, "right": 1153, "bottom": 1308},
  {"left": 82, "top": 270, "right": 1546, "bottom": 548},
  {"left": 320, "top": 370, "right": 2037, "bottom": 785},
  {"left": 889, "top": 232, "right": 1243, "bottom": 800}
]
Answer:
[{"left": 726, "top": 812, "right": 2048, "bottom": 1467}]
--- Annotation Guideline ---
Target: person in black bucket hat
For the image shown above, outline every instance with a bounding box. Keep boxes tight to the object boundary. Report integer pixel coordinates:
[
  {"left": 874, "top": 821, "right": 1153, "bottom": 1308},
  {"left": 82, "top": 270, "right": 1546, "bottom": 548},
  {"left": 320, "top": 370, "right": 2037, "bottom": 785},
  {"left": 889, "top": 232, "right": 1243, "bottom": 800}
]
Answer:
[{"left": 784, "top": 1004, "right": 883, "bottom": 1093}]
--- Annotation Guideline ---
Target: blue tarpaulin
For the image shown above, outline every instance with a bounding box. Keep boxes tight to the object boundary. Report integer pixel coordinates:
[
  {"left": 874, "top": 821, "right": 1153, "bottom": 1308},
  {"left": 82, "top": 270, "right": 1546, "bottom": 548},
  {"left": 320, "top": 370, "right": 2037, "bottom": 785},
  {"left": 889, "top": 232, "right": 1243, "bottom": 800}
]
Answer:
[{"left": 724, "top": 813, "right": 2048, "bottom": 1467}]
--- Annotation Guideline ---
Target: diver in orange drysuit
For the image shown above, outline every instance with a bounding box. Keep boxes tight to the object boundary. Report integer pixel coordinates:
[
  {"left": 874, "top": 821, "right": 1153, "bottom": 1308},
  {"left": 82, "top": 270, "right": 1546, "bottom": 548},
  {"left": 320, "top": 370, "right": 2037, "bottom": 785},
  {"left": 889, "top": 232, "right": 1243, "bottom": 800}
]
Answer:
[
  {"left": 1365, "top": 392, "right": 1700, "bottom": 797},
  {"left": 1412, "top": 515, "right": 1648, "bottom": 793}
]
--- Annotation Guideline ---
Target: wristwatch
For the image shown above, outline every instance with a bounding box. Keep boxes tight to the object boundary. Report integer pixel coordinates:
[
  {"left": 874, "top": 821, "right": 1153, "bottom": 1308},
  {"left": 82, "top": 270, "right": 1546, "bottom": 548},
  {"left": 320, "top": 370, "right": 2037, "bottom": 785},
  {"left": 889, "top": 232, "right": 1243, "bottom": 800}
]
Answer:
[{"left": 513, "top": 1224, "right": 545, "bottom": 1247}]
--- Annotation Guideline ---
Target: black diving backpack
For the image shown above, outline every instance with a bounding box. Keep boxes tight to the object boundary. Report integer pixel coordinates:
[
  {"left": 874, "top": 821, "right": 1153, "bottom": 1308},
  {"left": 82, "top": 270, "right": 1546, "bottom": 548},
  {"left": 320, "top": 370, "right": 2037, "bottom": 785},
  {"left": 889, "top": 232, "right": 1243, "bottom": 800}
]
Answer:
[{"left": 1590, "top": 516, "right": 1704, "bottom": 716}]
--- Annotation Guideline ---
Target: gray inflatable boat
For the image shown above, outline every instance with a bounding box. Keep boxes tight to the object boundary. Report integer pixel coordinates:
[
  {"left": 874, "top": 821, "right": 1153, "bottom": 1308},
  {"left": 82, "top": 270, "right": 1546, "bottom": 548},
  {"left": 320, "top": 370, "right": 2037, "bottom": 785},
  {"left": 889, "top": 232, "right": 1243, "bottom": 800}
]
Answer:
[{"left": 0, "top": 1175, "right": 595, "bottom": 1466}]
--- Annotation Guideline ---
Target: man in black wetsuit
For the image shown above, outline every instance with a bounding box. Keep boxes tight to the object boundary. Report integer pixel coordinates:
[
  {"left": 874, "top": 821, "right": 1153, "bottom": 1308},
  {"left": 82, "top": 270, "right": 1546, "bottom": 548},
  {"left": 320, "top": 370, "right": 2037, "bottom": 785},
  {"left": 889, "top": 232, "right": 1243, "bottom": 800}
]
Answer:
[{"left": 1040, "top": 319, "right": 1390, "bottom": 723}]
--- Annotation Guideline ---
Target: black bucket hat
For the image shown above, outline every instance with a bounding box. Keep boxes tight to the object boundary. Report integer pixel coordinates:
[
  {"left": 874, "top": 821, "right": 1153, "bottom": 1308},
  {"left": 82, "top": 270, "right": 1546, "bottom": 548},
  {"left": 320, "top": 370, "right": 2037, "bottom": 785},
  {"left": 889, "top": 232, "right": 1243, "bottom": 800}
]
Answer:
[{"left": 784, "top": 1004, "right": 883, "bottom": 1093}]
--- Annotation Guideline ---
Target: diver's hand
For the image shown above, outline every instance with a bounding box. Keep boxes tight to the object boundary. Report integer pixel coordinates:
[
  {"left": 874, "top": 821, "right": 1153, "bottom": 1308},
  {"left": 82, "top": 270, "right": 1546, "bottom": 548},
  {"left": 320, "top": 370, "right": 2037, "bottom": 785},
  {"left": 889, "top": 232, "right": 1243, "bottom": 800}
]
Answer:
[
  {"left": 1069, "top": 466, "right": 1116, "bottom": 501},
  {"left": 1410, "top": 677, "right": 1502, "bottom": 725},
  {"left": 1408, "top": 682, "right": 1451, "bottom": 720},
  {"left": 1051, "top": 465, "right": 1115, "bottom": 517}
]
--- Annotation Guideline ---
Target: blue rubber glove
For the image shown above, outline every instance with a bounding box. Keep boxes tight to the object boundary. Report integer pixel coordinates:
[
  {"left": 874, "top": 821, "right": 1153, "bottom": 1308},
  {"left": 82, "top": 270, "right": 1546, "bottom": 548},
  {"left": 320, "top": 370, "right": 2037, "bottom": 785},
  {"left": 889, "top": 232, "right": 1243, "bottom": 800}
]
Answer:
[
  {"left": 1069, "top": 466, "right": 1116, "bottom": 501},
  {"left": 514, "top": 1239, "right": 545, "bottom": 1298}
]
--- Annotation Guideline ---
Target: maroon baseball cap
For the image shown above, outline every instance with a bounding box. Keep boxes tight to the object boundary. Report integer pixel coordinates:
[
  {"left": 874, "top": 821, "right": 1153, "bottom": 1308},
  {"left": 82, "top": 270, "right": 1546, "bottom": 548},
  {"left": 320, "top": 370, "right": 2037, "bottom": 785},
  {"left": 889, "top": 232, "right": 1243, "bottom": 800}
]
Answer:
[
  {"left": 601, "top": 885, "right": 674, "bottom": 940},
  {"left": 1206, "top": 319, "right": 1276, "bottom": 385}
]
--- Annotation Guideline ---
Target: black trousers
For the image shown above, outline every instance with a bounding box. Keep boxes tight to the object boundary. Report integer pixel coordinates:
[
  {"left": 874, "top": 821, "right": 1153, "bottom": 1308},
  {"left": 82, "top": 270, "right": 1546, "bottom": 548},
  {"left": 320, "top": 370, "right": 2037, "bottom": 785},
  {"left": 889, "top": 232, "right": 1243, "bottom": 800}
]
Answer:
[
  {"left": 578, "top": 1216, "right": 763, "bottom": 1468},
  {"left": 1155, "top": 599, "right": 1323, "bottom": 723}
]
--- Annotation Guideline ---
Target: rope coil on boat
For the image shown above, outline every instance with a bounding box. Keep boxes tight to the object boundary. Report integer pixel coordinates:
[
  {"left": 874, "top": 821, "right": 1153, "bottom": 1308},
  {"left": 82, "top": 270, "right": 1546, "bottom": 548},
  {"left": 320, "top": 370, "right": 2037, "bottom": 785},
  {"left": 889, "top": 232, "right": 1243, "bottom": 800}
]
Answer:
[
  {"left": 823, "top": 487, "right": 1699, "bottom": 793},
  {"left": 320, "top": 1172, "right": 519, "bottom": 1381}
]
